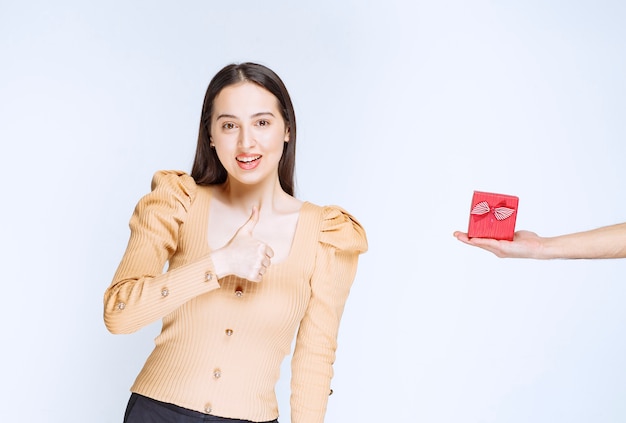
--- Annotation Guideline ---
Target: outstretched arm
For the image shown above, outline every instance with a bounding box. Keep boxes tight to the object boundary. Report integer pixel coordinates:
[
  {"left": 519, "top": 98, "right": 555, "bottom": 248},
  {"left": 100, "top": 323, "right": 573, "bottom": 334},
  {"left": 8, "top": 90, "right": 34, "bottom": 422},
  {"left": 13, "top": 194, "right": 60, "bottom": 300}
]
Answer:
[{"left": 453, "top": 222, "right": 626, "bottom": 259}]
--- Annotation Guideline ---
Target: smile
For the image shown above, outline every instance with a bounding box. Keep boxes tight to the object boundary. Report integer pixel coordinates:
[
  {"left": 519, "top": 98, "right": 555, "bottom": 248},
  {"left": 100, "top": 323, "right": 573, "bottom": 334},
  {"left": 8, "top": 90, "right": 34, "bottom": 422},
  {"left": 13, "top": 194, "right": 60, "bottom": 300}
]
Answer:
[
  {"left": 236, "top": 154, "right": 262, "bottom": 170},
  {"left": 236, "top": 155, "right": 261, "bottom": 163}
]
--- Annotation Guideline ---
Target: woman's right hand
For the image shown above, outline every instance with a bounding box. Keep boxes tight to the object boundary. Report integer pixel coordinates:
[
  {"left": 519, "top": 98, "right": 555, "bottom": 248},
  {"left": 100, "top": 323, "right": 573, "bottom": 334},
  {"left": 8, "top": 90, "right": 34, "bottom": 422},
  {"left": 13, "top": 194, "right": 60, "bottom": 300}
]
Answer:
[{"left": 211, "top": 207, "right": 274, "bottom": 282}]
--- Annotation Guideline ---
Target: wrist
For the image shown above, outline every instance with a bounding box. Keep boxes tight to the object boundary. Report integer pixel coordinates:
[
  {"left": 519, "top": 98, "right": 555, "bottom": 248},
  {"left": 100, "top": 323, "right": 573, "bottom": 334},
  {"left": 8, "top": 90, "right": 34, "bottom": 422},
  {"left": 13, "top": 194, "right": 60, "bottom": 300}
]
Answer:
[
  {"left": 539, "top": 236, "right": 566, "bottom": 259},
  {"left": 209, "top": 248, "right": 231, "bottom": 279}
]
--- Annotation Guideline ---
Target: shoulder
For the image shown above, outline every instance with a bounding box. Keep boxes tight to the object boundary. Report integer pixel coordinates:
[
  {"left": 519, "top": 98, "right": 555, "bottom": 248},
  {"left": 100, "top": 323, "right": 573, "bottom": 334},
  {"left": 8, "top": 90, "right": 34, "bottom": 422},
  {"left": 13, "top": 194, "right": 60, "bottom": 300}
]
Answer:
[
  {"left": 305, "top": 203, "right": 368, "bottom": 253},
  {"left": 147, "top": 170, "right": 198, "bottom": 209}
]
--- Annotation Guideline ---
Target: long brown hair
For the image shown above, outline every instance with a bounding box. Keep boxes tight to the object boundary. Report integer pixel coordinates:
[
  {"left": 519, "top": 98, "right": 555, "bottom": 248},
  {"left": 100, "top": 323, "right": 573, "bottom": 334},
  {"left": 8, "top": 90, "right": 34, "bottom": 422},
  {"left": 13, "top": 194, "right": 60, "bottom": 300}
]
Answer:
[{"left": 190, "top": 62, "right": 297, "bottom": 196}]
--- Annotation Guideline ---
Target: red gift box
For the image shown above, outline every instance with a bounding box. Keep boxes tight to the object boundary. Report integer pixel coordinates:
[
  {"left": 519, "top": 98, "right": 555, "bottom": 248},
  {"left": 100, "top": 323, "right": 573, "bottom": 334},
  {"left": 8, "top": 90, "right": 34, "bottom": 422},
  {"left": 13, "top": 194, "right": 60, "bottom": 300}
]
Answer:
[{"left": 467, "top": 191, "right": 519, "bottom": 241}]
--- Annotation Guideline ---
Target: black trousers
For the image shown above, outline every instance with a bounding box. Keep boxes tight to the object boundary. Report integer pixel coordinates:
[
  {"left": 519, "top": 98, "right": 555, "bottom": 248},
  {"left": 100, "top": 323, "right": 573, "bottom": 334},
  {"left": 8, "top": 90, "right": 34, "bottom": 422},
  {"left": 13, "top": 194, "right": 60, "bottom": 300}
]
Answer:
[{"left": 124, "top": 393, "right": 279, "bottom": 423}]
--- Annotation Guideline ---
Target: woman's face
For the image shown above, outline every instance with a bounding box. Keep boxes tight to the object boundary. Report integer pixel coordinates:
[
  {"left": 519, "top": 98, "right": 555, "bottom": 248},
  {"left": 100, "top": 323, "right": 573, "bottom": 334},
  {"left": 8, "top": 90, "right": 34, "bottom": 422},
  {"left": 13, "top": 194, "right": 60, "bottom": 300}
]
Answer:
[{"left": 210, "top": 82, "right": 289, "bottom": 188}]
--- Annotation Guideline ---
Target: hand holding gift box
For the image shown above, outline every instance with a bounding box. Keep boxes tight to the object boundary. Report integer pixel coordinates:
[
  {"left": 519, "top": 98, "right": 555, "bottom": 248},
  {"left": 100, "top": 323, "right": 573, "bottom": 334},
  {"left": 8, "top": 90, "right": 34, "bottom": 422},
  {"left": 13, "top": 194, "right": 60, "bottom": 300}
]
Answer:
[{"left": 467, "top": 191, "right": 519, "bottom": 241}]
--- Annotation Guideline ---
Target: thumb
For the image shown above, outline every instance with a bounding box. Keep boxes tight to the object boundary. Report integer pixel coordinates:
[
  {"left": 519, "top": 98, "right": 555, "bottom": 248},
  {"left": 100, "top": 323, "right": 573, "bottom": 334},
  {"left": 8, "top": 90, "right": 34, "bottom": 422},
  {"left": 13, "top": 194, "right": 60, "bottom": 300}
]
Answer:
[{"left": 238, "top": 206, "right": 259, "bottom": 235}]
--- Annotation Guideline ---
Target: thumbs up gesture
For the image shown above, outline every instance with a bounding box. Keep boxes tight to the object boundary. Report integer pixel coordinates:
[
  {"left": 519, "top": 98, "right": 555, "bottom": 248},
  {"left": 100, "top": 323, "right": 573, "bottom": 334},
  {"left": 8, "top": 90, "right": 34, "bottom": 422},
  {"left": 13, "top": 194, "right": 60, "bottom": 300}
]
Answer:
[{"left": 212, "top": 207, "right": 274, "bottom": 282}]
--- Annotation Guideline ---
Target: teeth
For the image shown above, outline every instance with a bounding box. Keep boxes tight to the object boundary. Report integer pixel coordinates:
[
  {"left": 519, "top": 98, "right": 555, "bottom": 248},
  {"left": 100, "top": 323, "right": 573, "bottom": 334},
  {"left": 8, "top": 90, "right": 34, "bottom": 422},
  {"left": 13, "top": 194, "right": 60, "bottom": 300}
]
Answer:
[{"left": 237, "top": 155, "right": 260, "bottom": 163}]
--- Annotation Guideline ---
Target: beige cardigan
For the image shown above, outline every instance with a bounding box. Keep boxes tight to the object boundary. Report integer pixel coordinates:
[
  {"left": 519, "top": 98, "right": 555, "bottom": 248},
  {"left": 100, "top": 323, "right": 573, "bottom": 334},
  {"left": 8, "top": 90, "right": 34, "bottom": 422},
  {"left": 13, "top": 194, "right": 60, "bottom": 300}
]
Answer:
[{"left": 104, "top": 170, "right": 367, "bottom": 423}]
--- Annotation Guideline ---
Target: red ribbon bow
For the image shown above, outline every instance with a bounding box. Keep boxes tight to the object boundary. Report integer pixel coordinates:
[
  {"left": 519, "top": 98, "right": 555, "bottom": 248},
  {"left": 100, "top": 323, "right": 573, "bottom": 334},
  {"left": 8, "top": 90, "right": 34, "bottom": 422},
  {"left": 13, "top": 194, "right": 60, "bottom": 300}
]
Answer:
[{"left": 470, "top": 201, "right": 516, "bottom": 221}]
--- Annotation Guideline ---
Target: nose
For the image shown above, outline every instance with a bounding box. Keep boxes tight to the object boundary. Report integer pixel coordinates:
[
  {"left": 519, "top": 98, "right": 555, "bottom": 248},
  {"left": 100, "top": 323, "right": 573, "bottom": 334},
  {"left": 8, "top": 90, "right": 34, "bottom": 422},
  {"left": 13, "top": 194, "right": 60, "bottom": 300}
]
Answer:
[{"left": 238, "top": 125, "right": 256, "bottom": 149}]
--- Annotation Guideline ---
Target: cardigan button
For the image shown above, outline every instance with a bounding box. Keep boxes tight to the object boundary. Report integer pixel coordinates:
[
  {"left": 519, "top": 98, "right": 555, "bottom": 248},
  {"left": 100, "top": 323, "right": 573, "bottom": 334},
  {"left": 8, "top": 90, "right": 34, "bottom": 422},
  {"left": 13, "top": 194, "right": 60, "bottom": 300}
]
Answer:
[{"left": 204, "top": 403, "right": 212, "bottom": 413}]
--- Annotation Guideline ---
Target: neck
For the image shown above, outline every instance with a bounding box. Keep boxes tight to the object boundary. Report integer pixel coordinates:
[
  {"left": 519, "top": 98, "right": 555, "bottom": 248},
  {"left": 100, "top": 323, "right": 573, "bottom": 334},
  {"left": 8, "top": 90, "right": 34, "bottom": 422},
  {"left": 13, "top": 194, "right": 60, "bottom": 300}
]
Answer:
[{"left": 219, "top": 177, "right": 289, "bottom": 214}]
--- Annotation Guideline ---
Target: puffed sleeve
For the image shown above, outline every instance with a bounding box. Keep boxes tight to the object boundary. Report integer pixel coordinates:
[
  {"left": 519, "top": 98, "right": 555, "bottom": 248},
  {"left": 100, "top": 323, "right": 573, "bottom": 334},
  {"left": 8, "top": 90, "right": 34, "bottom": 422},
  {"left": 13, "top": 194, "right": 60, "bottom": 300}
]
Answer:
[
  {"left": 104, "top": 170, "right": 221, "bottom": 334},
  {"left": 290, "top": 205, "right": 368, "bottom": 423}
]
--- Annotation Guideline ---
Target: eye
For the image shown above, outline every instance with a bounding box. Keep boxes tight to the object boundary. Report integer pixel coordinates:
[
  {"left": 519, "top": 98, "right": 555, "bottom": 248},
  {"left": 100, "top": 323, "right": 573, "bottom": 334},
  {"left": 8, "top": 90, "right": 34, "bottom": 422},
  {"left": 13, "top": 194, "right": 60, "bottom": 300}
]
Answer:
[
  {"left": 222, "top": 122, "right": 236, "bottom": 130},
  {"left": 256, "top": 119, "right": 270, "bottom": 127}
]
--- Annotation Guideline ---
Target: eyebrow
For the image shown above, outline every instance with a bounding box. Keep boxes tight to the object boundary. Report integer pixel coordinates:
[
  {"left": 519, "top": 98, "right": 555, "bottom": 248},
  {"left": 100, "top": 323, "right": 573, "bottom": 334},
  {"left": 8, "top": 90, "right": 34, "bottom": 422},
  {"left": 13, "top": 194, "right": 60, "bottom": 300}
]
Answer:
[{"left": 215, "top": 112, "right": 276, "bottom": 120}]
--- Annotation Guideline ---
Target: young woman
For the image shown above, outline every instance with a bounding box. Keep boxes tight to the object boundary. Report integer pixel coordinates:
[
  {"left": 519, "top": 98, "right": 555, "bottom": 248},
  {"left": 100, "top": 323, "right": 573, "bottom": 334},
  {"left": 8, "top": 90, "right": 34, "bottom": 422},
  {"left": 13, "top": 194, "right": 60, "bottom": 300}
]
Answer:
[{"left": 104, "top": 62, "right": 367, "bottom": 423}]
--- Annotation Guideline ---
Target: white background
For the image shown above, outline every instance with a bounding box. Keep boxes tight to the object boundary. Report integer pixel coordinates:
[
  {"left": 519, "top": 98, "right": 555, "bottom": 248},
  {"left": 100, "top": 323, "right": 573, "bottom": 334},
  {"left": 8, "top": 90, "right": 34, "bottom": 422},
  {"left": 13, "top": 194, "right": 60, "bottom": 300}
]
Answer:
[{"left": 2, "top": 1, "right": 625, "bottom": 422}]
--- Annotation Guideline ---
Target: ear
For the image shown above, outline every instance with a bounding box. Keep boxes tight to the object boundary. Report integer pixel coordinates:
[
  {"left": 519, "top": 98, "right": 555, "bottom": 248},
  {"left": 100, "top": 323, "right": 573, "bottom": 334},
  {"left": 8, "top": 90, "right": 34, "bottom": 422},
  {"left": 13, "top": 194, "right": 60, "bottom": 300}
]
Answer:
[{"left": 284, "top": 127, "right": 290, "bottom": 142}]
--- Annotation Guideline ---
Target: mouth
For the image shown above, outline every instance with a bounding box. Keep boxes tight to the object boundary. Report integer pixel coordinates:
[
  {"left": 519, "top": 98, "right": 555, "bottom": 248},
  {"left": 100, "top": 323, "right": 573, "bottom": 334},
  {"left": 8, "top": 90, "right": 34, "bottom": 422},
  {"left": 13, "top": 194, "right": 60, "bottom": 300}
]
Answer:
[
  {"left": 235, "top": 154, "right": 262, "bottom": 170},
  {"left": 236, "top": 155, "right": 261, "bottom": 163}
]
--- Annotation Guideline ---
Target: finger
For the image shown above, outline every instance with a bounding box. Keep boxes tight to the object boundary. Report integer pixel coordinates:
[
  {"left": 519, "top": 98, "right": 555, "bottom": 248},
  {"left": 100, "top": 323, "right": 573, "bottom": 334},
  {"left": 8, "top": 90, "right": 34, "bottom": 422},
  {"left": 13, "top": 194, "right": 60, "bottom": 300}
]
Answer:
[
  {"left": 265, "top": 246, "right": 274, "bottom": 259},
  {"left": 453, "top": 232, "right": 472, "bottom": 244},
  {"left": 239, "top": 206, "right": 260, "bottom": 234},
  {"left": 249, "top": 270, "right": 262, "bottom": 283},
  {"left": 256, "top": 269, "right": 264, "bottom": 281},
  {"left": 471, "top": 238, "right": 503, "bottom": 248}
]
